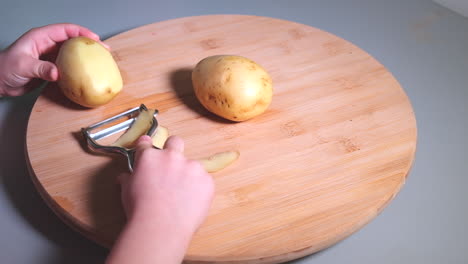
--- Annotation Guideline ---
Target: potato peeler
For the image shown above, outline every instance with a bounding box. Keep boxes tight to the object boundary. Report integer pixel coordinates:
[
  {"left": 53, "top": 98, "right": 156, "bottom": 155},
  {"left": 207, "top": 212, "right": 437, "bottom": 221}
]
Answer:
[{"left": 81, "top": 104, "right": 159, "bottom": 173}]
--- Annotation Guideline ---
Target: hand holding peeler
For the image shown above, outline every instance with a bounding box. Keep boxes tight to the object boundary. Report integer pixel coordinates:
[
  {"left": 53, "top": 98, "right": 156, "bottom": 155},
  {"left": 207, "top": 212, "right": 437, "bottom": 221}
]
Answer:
[{"left": 81, "top": 104, "right": 158, "bottom": 173}]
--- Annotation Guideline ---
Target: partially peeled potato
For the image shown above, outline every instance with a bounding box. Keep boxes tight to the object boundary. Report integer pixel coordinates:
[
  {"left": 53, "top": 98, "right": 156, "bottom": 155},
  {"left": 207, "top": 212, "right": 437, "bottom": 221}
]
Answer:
[{"left": 56, "top": 37, "right": 123, "bottom": 107}]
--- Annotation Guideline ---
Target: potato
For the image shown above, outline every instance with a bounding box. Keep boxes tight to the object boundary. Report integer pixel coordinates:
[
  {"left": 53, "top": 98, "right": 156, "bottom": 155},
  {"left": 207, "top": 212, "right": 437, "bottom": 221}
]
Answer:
[
  {"left": 192, "top": 55, "right": 273, "bottom": 121},
  {"left": 56, "top": 37, "right": 123, "bottom": 107}
]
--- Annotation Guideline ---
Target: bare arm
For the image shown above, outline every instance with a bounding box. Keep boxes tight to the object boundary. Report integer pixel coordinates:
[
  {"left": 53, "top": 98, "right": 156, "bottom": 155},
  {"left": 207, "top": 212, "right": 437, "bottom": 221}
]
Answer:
[
  {"left": 0, "top": 23, "right": 106, "bottom": 96},
  {"left": 106, "top": 136, "right": 214, "bottom": 264}
]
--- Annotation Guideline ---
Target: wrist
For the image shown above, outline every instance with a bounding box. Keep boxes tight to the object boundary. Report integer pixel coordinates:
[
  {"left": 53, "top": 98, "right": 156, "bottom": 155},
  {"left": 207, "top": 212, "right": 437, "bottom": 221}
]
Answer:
[
  {"left": 107, "top": 204, "right": 194, "bottom": 264},
  {"left": 129, "top": 204, "right": 196, "bottom": 243}
]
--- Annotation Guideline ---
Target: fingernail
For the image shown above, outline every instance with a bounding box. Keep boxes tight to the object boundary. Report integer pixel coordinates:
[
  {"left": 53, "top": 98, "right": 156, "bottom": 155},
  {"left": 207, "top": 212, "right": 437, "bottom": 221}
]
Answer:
[
  {"left": 140, "top": 135, "right": 152, "bottom": 142},
  {"left": 91, "top": 32, "right": 100, "bottom": 40},
  {"left": 50, "top": 67, "right": 58, "bottom": 81}
]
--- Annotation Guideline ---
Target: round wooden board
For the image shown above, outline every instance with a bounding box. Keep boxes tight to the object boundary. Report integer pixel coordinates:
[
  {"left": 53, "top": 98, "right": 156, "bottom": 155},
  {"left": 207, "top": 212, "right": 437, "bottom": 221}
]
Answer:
[{"left": 26, "top": 15, "right": 417, "bottom": 264}]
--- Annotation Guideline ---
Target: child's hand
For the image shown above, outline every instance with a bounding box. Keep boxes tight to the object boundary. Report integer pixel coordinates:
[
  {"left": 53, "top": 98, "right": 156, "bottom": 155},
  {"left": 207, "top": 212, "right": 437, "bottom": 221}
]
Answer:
[
  {"left": 121, "top": 135, "right": 215, "bottom": 231},
  {"left": 0, "top": 23, "right": 106, "bottom": 97},
  {"left": 107, "top": 135, "right": 214, "bottom": 264}
]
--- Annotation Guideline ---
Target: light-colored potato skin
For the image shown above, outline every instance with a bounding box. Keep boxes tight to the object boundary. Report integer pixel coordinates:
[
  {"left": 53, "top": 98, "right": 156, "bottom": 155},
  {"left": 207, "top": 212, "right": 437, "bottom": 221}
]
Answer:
[
  {"left": 56, "top": 37, "right": 123, "bottom": 107},
  {"left": 192, "top": 55, "right": 273, "bottom": 121},
  {"left": 152, "top": 126, "right": 169, "bottom": 149},
  {"left": 198, "top": 151, "right": 240, "bottom": 173}
]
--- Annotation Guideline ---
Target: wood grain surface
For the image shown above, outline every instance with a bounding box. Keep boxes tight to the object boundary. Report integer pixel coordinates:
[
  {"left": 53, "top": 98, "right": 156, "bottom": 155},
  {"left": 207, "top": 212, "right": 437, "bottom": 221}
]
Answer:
[{"left": 26, "top": 15, "right": 417, "bottom": 264}]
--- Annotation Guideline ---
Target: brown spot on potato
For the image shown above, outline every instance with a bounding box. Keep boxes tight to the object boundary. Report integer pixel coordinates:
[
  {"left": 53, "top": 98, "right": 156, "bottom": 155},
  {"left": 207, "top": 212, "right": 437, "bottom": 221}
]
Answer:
[
  {"left": 261, "top": 76, "right": 271, "bottom": 83},
  {"left": 80, "top": 38, "right": 95, "bottom": 45},
  {"left": 71, "top": 86, "right": 83, "bottom": 98},
  {"left": 255, "top": 98, "right": 267, "bottom": 107},
  {"left": 200, "top": 38, "right": 222, "bottom": 50},
  {"left": 225, "top": 73, "right": 232, "bottom": 83},
  {"left": 248, "top": 63, "right": 257, "bottom": 71},
  {"left": 239, "top": 107, "right": 251, "bottom": 114},
  {"left": 208, "top": 94, "right": 219, "bottom": 105},
  {"left": 107, "top": 87, "right": 113, "bottom": 94},
  {"left": 261, "top": 76, "right": 271, "bottom": 89}
]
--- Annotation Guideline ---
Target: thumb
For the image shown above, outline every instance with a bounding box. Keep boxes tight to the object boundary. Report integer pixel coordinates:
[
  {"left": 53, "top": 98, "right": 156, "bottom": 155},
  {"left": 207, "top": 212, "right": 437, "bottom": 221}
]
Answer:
[
  {"left": 116, "top": 172, "right": 130, "bottom": 185},
  {"left": 135, "top": 135, "right": 154, "bottom": 153},
  {"left": 133, "top": 135, "right": 155, "bottom": 167},
  {"left": 164, "top": 136, "right": 185, "bottom": 153},
  {"left": 25, "top": 58, "right": 58, "bottom": 81}
]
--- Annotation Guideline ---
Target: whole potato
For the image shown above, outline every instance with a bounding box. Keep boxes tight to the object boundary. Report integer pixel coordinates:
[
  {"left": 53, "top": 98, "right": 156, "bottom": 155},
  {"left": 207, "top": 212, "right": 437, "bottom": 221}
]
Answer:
[
  {"left": 192, "top": 55, "right": 273, "bottom": 121},
  {"left": 56, "top": 37, "right": 123, "bottom": 107}
]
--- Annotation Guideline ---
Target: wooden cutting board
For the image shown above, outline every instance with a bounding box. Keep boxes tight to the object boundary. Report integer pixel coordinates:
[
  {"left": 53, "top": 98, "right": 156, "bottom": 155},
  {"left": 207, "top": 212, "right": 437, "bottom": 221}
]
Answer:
[{"left": 26, "top": 15, "right": 417, "bottom": 264}]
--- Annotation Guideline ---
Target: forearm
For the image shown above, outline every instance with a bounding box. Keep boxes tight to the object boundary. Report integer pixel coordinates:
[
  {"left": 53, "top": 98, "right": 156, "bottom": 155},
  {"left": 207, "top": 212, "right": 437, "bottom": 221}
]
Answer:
[{"left": 106, "top": 207, "right": 194, "bottom": 264}]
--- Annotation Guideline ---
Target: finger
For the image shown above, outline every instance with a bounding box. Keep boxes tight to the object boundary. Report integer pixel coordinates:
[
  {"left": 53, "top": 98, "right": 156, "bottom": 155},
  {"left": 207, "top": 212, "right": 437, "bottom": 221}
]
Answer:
[
  {"left": 134, "top": 135, "right": 154, "bottom": 153},
  {"left": 19, "top": 24, "right": 103, "bottom": 57},
  {"left": 45, "top": 23, "right": 99, "bottom": 42},
  {"left": 21, "top": 57, "right": 58, "bottom": 81},
  {"left": 100, "top": 42, "right": 111, "bottom": 51},
  {"left": 50, "top": 24, "right": 111, "bottom": 50},
  {"left": 133, "top": 135, "right": 155, "bottom": 168},
  {"left": 116, "top": 172, "right": 130, "bottom": 185},
  {"left": 62, "top": 24, "right": 110, "bottom": 50},
  {"left": 164, "top": 136, "right": 185, "bottom": 153}
]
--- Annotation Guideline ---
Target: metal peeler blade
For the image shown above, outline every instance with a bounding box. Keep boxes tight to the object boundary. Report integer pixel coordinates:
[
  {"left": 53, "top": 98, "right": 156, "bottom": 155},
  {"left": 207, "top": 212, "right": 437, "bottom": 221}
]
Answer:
[{"left": 81, "top": 104, "right": 159, "bottom": 173}]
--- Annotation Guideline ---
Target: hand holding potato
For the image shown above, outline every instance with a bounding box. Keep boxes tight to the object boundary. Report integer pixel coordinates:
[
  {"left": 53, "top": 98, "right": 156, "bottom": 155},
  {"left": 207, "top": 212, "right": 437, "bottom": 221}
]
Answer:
[{"left": 0, "top": 23, "right": 105, "bottom": 97}]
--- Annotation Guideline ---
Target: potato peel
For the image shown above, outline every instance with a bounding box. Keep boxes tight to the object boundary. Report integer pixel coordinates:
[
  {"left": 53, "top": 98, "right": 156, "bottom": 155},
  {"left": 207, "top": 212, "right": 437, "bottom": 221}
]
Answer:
[
  {"left": 198, "top": 151, "right": 240, "bottom": 173},
  {"left": 152, "top": 126, "right": 169, "bottom": 149},
  {"left": 112, "top": 109, "right": 155, "bottom": 148}
]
